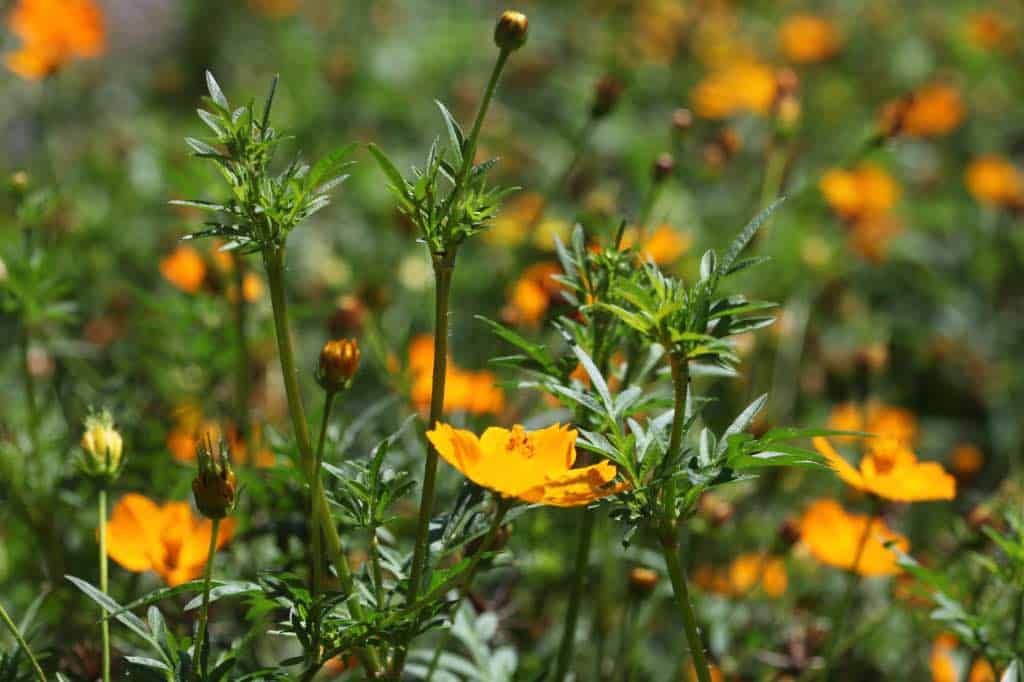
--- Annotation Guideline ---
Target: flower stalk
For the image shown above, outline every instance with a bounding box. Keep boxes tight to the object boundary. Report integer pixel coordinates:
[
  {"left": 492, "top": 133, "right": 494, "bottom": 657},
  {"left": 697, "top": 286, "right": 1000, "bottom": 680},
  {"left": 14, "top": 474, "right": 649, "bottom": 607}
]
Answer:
[
  {"left": 98, "top": 487, "right": 111, "bottom": 682},
  {"left": 194, "top": 517, "right": 220, "bottom": 682},
  {"left": 0, "top": 600, "right": 44, "bottom": 682},
  {"left": 658, "top": 523, "right": 712, "bottom": 682},
  {"left": 552, "top": 505, "right": 596, "bottom": 681}
]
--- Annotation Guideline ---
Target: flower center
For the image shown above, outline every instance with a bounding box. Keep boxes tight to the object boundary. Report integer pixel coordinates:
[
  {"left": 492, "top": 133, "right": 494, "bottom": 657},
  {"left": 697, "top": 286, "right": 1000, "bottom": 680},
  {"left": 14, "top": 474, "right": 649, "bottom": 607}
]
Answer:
[{"left": 506, "top": 426, "right": 535, "bottom": 458}]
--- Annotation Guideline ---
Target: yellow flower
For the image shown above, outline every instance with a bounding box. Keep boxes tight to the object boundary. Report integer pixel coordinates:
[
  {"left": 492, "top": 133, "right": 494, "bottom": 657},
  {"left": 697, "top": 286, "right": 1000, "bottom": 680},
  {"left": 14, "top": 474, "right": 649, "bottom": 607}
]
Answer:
[
  {"left": 160, "top": 245, "right": 207, "bottom": 294},
  {"left": 799, "top": 499, "right": 908, "bottom": 576},
  {"left": 5, "top": 0, "right": 104, "bottom": 80},
  {"left": 728, "top": 553, "right": 788, "bottom": 597},
  {"left": 881, "top": 84, "right": 965, "bottom": 138},
  {"left": 820, "top": 163, "right": 900, "bottom": 221},
  {"left": 691, "top": 61, "right": 777, "bottom": 119},
  {"left": 814, "top": 437, "right": 955, "bottom": 502},
  {"left": 621, "top": 224, "right": 693, "bottom": 265},
  {"left": 827, "top": 401, "right": 918, "bottom": 448},
  {"left": 407, "top": 335, "right": 505, "bottom": 416},
  {"left": 105, "top": 494, "right": 235, "bottom": 586},
  {"left": 426, "top": 423, "right": 623, "bottom": 507},
  {"left": 779, "top": 15, "right": 840, "bottom": 63},
  {"left": 965, "top": 155, "right": 1024, "bottom": 208}
]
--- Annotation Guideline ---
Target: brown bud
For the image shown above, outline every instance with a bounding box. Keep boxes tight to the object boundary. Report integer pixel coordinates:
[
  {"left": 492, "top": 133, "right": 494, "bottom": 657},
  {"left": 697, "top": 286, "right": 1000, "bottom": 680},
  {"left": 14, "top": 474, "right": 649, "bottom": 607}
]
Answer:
[
  {"left": 628, "top": 566, "right": 659, "bottom": 596},
  {"left": 192, "top": 436, "right": 237, "bottom": 519},
  {"left": 671, "top": 108, "right": 693, "bottom": 132},
  {"left": 328, "top": 295, "right": 367, "bottom": 337},
  {"left": 775, "top": 68, "right": 800, "bottom": 99},
  {"left": 591, "top": 75, "right": 624, "bottom": 119},
  {"left": 698, "top": 493, "right": 733, "bottom": 527},
  {"left": 778, "top": 517, "right": 801, "bottom": 547},
  {"left": 494, "top": 10, "right": 529, "bottom": 52},
  {"left": 652, "top": 153, "right": 675, "bottom": 183},
  {"left": 317, "top": 338, "right": 361, "bottom": 391}
]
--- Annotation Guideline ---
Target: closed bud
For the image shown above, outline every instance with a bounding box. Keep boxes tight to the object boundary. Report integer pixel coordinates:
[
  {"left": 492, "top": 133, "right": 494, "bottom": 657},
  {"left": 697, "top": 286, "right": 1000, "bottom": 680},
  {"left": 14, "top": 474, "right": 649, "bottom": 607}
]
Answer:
[
  {"left": 590, "top": 75, "right": 624, "bottom": 119},
  {"left": 327, "top": 295, "right": 367, "bottom": 337},
  {"left": 652, "top": 153, "right": 675, "bottom": 183},
  {"left": 494, "top": 10, "right": 528, "bottom": 52},
  {"left": 192, "top": 436, "right": 237, "bottom": 519},
  {"left": 778, "top": 517, "right": 801, "bottom": 547},
  {"left": 671, "top": 108, "right": 694, "bottom": 133},
  {"left": 80, "top": 411, "right": 124, "bottom": 482},
  {"left": 628, "top": 566, "right": 659, "bottom": 596},
  {"left": 317, "top": 338, "right": 361, "bottom": 392},
  {"left": 10, "top": 171, "right": 30, "bottom": 194}
]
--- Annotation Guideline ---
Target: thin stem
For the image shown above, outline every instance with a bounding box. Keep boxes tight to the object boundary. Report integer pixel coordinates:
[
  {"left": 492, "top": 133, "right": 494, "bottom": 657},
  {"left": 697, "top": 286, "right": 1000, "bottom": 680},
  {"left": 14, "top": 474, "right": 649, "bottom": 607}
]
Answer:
[
  {"left": 194, "top": 517, "right": 220, "bottom": 682},
  {"left": 262, "top": 247, "right": 381, "bottom": 675},
  {"left": 99, "top": 488, "right": 111, "bottom": 682},
  {"left": 551, "top": 506, "right": 597, "bottom": 681},
  {"left": 663, "top": 355, "right": 689, "bottom": 521},
  {"left": 424, "top": 501, "right": 510, "bottom": 681},
  {"left": 230, "top": 252, "right": 251, "bottom": 451},
  {"left": 19, "top": 322, "right": 40, "bottom": 458},
  {"left": 819, "top": 498, "right": 878, "bottom": 679},
  {"left": 658, "top": 524, "right": 711, "bottom": 682},
  {"left": 612, "top": 596, "right": 636, "bottom": 682},
  {"left": 0, "top": 600, "right": 44, "bottom": 682},
  {"left": 310, "top": 390, "right": 336, "bottom": 665},
  {"left": 370, "top": 529, "right": 385, "bottom": 608}
]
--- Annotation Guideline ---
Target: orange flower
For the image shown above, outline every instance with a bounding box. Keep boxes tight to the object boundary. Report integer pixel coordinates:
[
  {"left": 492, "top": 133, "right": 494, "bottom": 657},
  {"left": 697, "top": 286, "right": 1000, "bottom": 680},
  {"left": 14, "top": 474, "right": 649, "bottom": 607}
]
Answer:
[
  {"left": 621, "top": 224, "right": 693, "bottom": 265},
  {"left": 950, "top": 444, "right": 983, "bottom": 478},
  {"left": 691, "top": 61, "right": 777, "bottom": 119},
  {"left": 881, "top": 84, "right": 965, "bottom": 138},
  {"left": 779, "top": 15, "right": 840, "bottom": 63},
  {"left": 105, "top": 494, "right": 235, "bottom": 586},
  {"left": 968, "top": 660, "right": 997, "bottom": 682},
  {"left": 407, "top": 335, "right": 505, "bottom": 416},
  {"left": 729, "top": 553, "right": 788, "bottom": 597},
  {"left": 167, "top": 419, "right": 274, "bottom": 468},
  {"left": 160, "top": 245, "right": 207, "bottom": 294},
  {"left": 814, "top": 436, "right": 955, "bottom": 502},
  {"left": 930, "top": 634, "right": 958, "bottom": 682},
  {"left": 820, "top": 163, "right": 900, "bottom": 221},
  {"left": 426, "top": 423, "right": 624, "bottom": 507},
  {"left": 799, "top": 499, "right": 908, "bottom": 576},
  {"left": 502, "top": 262, "right": 563, "bottom": 327},
  {"left": 5, "top": 0, "right": 104, "bottom": 80},
  {"left": 965, "top": 155, "right": 1024, "bottom": 209},
  {"left": 485, "top": 192, "right": 546, "bottom": 247},
  {"left": 847, "top": 215, "right": 904, "bottom": 263},
  {"left": 965, "top": 12, "right": 1015, "bottom": 52},
  {"left": 828, "top": 401, "right": 917, "bottom": 446}
]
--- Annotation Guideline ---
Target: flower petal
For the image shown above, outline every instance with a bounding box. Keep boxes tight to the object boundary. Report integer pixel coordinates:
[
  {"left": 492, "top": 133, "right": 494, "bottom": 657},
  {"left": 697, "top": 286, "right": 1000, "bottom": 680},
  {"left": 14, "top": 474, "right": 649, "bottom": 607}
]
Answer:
[
  {"left": 105, "top": 493, "right": 161, "bottom": 573},
  {"left": 813, "top": 437, "right": 865, "bottom": 490}
]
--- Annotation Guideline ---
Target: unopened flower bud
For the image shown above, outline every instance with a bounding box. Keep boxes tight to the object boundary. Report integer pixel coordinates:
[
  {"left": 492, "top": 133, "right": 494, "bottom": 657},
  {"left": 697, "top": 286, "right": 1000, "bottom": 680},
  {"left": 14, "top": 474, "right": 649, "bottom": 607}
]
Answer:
[
  {"left": 698, "top": 493, "right": 733, "bottom": 527},
  {"left": 317, "top": 338, "right": 361, "bottom": 392},
  {"left": 671, "top": 108, "right": 693, "bottom": 133},
  {"left": 80, "top": 411, "right": 124, "bottom": 482},
  {"left": 778, "top": 517, "right": 801, "bottom": 547},
  {"left": 328, "top": 295, "right": 367, "bottom": 337},
  {"left": 628, "top": 566, "right": 659, "bottom": 596},
  {"left": 494, "top": 10, "right": 529, "bottom": 52},
  {"left": 192, "top": 436, "right": 237, "bottom": 519},
  {"left": 10, "top": 171, "right": 29, "bottom": 194},
  {"left": 590, "top": 75, "right": 624, "bottom": 119},
  {"left": 652, "top": 153, "right": 675, "bottom": 183}
]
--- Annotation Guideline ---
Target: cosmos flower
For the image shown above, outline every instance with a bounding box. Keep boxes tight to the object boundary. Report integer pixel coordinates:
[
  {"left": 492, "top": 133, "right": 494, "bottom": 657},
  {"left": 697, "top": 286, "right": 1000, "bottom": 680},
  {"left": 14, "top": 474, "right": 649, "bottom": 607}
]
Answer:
[
  {"left": 799, "top": 499, "right": 908, "bottom": 576},
  {"left": 814, "top": 436, "right": 955, "bottom": 502},
  {"left": 5, "top": 0, "right": 104, "bottom": 80}
]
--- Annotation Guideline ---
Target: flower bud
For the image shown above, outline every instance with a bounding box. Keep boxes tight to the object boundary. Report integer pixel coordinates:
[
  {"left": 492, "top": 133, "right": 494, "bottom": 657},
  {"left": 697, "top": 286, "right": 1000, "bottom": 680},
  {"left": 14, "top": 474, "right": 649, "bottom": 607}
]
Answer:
[
  {"left": 671, "top": 108, "right": 693, "bottom": 133},
  {"left": 628, "top": 566, "right": 659, "bottom": 596},
  {"left": 317, "top": 338, "right": 361, "bottom": 392},
  {"left": 80, "top": 411, "right": 124, "bottom": 482},
  {"left": 327, "top": 295, "right": 367, "bottom": 337},
  {"left": 494, "top": 10, "right": 528, "bottom": 52},
  {"left": 652, "top": 153, "right": 675, "bottom": 183},
  {"left": 590, "top": 75, "right": 624, "bottom": 119},
  {"left": 192, "top": 436, "right": 237, "bottom": 520},
  {"left": 9, "top": 171, "right": 30, "bottom": 194}
]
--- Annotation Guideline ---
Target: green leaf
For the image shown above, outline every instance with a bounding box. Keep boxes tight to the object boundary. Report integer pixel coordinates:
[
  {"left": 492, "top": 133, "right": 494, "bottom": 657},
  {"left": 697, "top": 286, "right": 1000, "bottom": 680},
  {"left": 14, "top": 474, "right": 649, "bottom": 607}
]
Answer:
[
  {"left": 570, "top": 344, "right": 614, "bottom": 416},
  {"left": 476, "top": 315, "right": 555, "bottom": 373},
  {"left": 716, "top": 197, "right": 785, "bottom": 283},
  {"left": 307, "top": 142, "right": 358, "bottom": 190},
  {"left": 367, "top": 143, "right": 408, "bottom": 193},
  {"left": 66, "top": 575, "right": 164, "bottom": 654},
  {"left": 183, "top": 581, "right": 261, "bottom": 611},
  {"left": 205, "top": 71, "right": 229, "bottom": 110},
  {"left": 435, "top": 100, "right": 465, "bottom": 163}
]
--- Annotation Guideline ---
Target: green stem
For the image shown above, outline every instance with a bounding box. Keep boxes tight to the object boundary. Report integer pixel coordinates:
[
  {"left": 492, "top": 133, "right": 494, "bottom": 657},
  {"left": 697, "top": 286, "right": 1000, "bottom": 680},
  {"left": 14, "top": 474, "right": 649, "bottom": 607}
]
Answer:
[
  {"left": 551, "top": 506, "right": 596, "bottom": 681},
  {"left": 612, "top": 596, "right": 636, "bottom": 682},
  {"left": 424, "top": 500, "right": 510, "bottom": 682},
  {"left": 19, "top": 322, "right": 40, "bottom": 458},
  {"left": 194, "top": 517, "right": 220, "bottom": 682},
  {"left": 663, "top": 355, "right": 689, "bottom": 521},
  {"left": 230, "top": 252, "right": 251, "bottom": 450},
  {"left": 99, "top": 488, "right": 111, "bottom": 682},
  {"left": 0, "top": 600, "right": 44, "bottom": 682},
  {"left": 658, "top": 524, "right": 711, "bottom": 682},
  {"left": 818, "top": 498, "right": 877, "bottom": 680},
  {"left": 370, "top": 529, "right": 385, "bottom": 608},
  {"left": 262, "top": 247, "right": 381, "bottom": 675},
  {"left": 310, "top": 390, "right": 336, "bottom": 666}
]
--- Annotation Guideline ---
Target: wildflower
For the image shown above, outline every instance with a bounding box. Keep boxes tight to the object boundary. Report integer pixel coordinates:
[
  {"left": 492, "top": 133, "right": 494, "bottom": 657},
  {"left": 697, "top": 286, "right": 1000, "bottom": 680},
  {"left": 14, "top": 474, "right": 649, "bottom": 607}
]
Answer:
[
  {"left": 192, "top": 437, "right": 237, "bottom": 520},
  {"left": 847, "top": 215, "right": 904, "bottom": 263},
  {"left": 425, "top": 423, "right": 624, "bottom": 507},
  {"left": 167, "top": 417, "right": 274, "bottom": 468},
  {"left": 950, "top": 444, "right": 983, "bottom": 478},
  {"left": 317, "top": 338, "right": 361, "bottom": 392},
  {"left": 692, "top": 61, "right": 777, "bottom": 119},
  {"left": 631, "top": 0, "right": 689, "bottom": 64},
  {"left": 502, "top": 262, "right": 562, "bottom": 327},
  {"left": 105, "top": 493, "right": 235, "bottom": 586},
  {"left": 80, "top": 411, "right": 124, "bottom": 482},
  {"left": 880, "top": 84, "right": 965, "bottom": 138},
  {"left": 799, "top": 499, "right": 908, "bottom": 576},
  {"left": 965, "top": 12, "right": 1015, "bottom": 52},
  {"left": 159, "top": 245, "right": 207, "bottom": 294},
  {"left": 728, "top": 553, "right": 788, "bottom": 597},
  {"left": 628, "top": 567, "right": 659, "bottom": 595},
  {"left": 779, "top": 14, "right": 840, "bottom": 63},
  {"left": 5, "top": 0, "right": 104, "bottom": 80},
  {"left": 494, "top": 10, "right": 529, "bottom": 52},
  {"left": 813, "top": 436, "right": 955, "bottom": 502},
  {"left": 621, "top": 223, "right": 692, "bottom": 265},
  {"left": 930, "top": 634, "right": 958, "bottom": 682},
  {"left": 827, "top": 401, "right": 917, "bottom": 446},
  {"left": 672, "top": 108, "right": 694, "bottom": 133},
  {"left": 485, "top": 192, "right": 546, "bottom": 247},
  {"left": 820, "top": 163, "right": 900, "bottom": 221},
  {"left": 965, "top": 155, "right": 1024, "bottom": 209},
  {"left": 968, "top": 660, "right": 997, "bottom": 682},
  {"left": 407, "top": 335, "right": 505, "bottom": 415}
]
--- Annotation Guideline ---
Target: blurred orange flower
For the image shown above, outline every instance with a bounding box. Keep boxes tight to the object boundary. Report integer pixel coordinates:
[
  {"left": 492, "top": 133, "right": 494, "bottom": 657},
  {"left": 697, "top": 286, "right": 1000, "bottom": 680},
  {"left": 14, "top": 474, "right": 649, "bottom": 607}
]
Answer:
[
  {"left": 407, "top": 335, "right": 505, "bottom": 416},
  {"left": 965, "top": 12, "right": 1015, "bottom": 52},
  {"left": 160, "top": 246, "right": 207, "bottom": 294},
  {"left": 692, "top": 62, "right": 777, "bottom": 119},
  {"left": 799, "top": 499, "right": 908, "bottom": 576},
  {"left": 696, "top": 553, "right": 788, "bottom": 598},
  {"left": 965, "top": 155, "right": 1024, "bottom": 209},
  {"left": 828, "top": 401, "right": 918, "bottom": 446},
  {"left": 426, "top": 423, "right": 624, "bottom": 507},
  {"left": 621, "top": 224, "right": 692, "bottom": 265},
  {"left": 969, "top": 660, "right": 997, "bottom": 682},
  {"left": 485, "top": 192, "right": 546, "bottom": 247},
  {"left": 502, "top": 262, "right": 563, "bottom": 327},
  {"left": 5, "top": 0, "right": 104, "bottom": 80},
  {"left": 779, "top": 15, "right": 840, "bottom": 63},
  {"left": 881, "top": 84, "right": 965, "bottom": 138},
  {"left": 105, "top": 494, "right": 235, "bottom": 586},
  {"left": 930, "top": 634, "right": 958, "bottom": 682},
  {"left": 814, "top": 436, "right": 955, "bottom": 502},
  {"left": 949, "top": 444, "right": 983, "bottom": 478},
  {"left": 167, "top": 413, "right": 274, "bottom": 468},
  {"left": 820, "top": 163, "right": 900, "bottom": 221}
]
